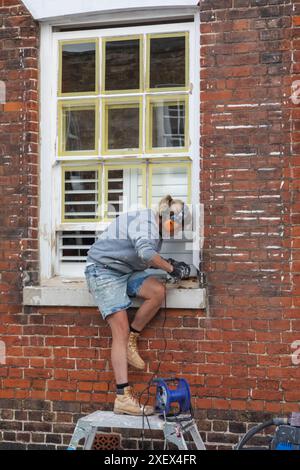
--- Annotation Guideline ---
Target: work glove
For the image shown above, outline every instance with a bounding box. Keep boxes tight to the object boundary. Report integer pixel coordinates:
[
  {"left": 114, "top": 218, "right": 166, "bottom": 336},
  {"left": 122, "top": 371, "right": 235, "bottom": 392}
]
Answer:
[{"left": 167, "top": 258, "right": 191, "bottom": 281}]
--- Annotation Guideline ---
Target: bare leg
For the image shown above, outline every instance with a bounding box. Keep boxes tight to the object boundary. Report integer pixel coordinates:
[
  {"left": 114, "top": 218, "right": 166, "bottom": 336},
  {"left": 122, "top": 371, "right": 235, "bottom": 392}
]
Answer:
[
  {"left": 131, "top": 277, "right": 166, "bottom": 332},
  {"left": 106, "top": 310, "right": 129, "bottom": 384}
]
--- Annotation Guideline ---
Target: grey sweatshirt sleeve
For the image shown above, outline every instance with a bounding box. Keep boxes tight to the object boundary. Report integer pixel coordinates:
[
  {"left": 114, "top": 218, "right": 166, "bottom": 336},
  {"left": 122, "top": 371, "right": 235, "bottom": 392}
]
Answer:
[{"left": 128, "top": 210, "right": 159, "bottom": 263}]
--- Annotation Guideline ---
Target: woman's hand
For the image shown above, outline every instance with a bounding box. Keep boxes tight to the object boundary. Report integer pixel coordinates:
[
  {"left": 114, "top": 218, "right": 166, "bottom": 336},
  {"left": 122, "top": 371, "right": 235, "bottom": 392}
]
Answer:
[
  {"left": 167, "top": 258, "right": 191, "bottom": 280},
  {"left": 148, "top": 254, "right": 174, "bottom": 273}
]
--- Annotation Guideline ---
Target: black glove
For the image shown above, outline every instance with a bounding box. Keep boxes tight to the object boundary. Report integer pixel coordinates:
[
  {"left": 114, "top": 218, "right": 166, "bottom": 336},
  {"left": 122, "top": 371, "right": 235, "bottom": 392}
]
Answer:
[{"left": 167, "top": 258, "right": 191, "bottom": 280}]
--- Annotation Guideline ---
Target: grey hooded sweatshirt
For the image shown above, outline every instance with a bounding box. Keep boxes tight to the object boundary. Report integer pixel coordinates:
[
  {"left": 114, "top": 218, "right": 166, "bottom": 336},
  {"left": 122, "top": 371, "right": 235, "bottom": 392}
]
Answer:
[{"left": 86, "top": 209, "right": 163, "bottom": 273}]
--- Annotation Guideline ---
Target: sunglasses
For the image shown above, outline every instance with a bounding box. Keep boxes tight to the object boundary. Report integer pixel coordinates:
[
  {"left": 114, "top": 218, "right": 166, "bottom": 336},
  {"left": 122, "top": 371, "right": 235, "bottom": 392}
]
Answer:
[{"left": 169, "top": 205, "right": 185, "bottom": 225}]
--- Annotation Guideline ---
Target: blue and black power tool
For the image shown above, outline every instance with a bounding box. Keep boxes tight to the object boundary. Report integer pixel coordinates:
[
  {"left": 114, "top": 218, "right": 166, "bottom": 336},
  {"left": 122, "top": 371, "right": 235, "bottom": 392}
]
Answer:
[
  {"left": 153, "top": 378, "right": 192, "bottom": 418},
  {"left": 236, "top": 412, "right": 300, "bottom": 450}
]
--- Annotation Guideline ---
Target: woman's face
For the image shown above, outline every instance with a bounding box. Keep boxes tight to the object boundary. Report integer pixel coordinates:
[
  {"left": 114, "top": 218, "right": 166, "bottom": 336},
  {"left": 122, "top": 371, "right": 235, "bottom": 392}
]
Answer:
[{"left": 162, "top": 202, "right": 184, "bottom": 237}]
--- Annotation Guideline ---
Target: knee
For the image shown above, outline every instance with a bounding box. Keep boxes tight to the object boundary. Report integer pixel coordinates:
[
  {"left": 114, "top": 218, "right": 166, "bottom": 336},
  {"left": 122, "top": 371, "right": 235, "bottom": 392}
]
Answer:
[
  {"left": 108, "top": 313, "right": 129, "bottom": 342},
  {"left": 112, "top": 325, "right": 129, "bottom": 343},
  {"left": 151, "top": 282, "right": 166, "bottom": 304}
]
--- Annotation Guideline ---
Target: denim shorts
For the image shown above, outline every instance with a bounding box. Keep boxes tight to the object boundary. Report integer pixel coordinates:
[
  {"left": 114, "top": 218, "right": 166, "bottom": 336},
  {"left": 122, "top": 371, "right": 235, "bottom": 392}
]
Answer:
[{"left": 84, "top": 263, "right": 152, "bottom": 320}]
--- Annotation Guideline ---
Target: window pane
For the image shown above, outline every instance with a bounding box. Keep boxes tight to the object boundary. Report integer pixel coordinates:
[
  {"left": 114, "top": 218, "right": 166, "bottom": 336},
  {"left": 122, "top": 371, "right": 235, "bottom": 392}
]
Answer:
[
  {"left": 148, "top": 97, "right": 187, "bottom": 151},
  {"left": 60, "top": 231, "right": 97, "bottom": 262},
  {"left": 105, "top": 38, "right": 140, "bottom": 91},
  {"left": 106, "top": 168, "right": 124, "bottom": 217},
  {"left": 153, "top": 102, "right": 185, "bottom": 149},
  {"left": 149, "top": 35, "right": 187, "bottom": 89},
  {"left": 150, "top": 164, "right": 190, "bottom": 207},
  {"left": 105, "top": 103, "right": 141, "bottom": 152},
  {"left": 61, "top": 42, "right": 96, "bottom": 94},
  {"left": 106, "top": 166, "right": 144, "bottom": 218},
  {"left": 61, "top": 103, "right": 96, "bottom": 153},
  {"left": 63, "top": 169, "right": 99, "bottom": 220}
]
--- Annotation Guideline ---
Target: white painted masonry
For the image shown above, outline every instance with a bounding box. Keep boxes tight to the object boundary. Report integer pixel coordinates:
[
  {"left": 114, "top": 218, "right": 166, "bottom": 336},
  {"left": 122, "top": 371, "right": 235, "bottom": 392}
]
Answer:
[{"left": 22, "top": 0, "right": 199, "bottom": 21}]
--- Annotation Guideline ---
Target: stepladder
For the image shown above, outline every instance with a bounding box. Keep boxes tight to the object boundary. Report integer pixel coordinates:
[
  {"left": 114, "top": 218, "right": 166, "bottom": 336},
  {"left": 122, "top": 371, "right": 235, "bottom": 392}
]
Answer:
[{"left": 68, "top": 411, "right": 206, "bottom": 450}]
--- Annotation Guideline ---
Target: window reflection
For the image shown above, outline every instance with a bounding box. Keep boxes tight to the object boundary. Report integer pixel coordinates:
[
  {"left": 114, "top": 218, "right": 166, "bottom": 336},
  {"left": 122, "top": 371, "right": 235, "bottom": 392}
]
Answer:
[
  {"left": 149, "top": 35, "right": 186, "bottom": 89},
  {"left": 153, "top": 103, "right": 185, "bottom": 149},
  {"left": 106, "top": 104, "right": 140, "bottom": 151},
  {"left": 62, "top": 105, "right": 96, "bottom": 153},
  {"left": 105, "top": 38, "right": 140, "bottom": 91},
  {"left": 61, "top": 42, "right": 96, "bottom": 94}
]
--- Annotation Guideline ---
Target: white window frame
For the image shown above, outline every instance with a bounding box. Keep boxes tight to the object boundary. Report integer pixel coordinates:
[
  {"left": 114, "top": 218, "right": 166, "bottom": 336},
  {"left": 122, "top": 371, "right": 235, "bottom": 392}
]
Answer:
[{"left": 39, "top": 13, "right": 200, "bottom": 282}]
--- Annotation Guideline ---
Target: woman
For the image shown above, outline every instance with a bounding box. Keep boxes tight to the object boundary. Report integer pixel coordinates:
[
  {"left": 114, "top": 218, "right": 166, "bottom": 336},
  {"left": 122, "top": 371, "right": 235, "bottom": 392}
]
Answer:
[{"left": 84, "top": 195, "right": 191, "bottom": 416}]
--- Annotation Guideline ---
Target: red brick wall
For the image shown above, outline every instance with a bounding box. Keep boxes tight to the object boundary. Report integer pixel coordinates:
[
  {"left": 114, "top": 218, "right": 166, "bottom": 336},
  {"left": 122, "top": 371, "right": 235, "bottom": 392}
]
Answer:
[
  {"left": 0, "top": 0, "right": 299, "bottom": 450},
  {"left": 200, "top": 0, "right": 298, "bottom": 420},
  {"left": 0, "top": 0, "right": 39, "bottom": 295}
]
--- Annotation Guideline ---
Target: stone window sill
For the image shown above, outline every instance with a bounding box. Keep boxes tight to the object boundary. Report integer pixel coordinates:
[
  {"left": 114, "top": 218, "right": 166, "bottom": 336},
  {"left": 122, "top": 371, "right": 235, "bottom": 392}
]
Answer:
[{"left": 23, "top": 277, "right": 206, "bottom": 309}]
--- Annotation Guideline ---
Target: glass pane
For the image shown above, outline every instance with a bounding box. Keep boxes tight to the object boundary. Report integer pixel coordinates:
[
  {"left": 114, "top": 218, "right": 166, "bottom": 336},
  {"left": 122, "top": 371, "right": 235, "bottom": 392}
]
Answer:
[
  {"left": 151, "top": 99, "right": 186, "bottom": 150},
  {"left": 62, "top": 104, "right": 96, "bottom": 153},
  {"left": 106, "top": 105, "right": 140, "bottom": 151},
  {"left": 105, "top": 39, "right": 140, "bottom": 91},
  {"left": 150, "top": 165, "right": 189, "bottom": 206},
  {"left": 64, "top": 169, "right": 99, "bottom": 220},
  {"left": 107, "top": 168, "right": 124, "bottom": 217},
  {"left": 106, "top": 167, "right": 144, "bottom": 218},
  {"left": 61, "top": 42, "right": 96, "bottom": 94},
  {"left": 150, "top": 35, "right": 186, "bottom": 89},
  {"left": 60, "top": 231, "right": 97, "bottom": 262}
]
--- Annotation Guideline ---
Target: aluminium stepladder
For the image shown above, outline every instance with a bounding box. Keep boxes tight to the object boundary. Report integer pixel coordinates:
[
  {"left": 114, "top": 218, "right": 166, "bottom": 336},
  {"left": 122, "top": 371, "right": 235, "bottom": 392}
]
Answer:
[{"left": 68, "top": 410, "right": 206, "bottom": 450}]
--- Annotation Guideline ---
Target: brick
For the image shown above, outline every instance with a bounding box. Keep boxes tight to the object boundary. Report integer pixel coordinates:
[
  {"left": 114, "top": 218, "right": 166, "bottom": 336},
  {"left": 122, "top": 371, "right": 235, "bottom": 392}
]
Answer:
[
  {"left": 229, "top": 422, "right": 246, "bottom": 433},
  {"left": 0, "top": 443, "right": 26, "bottom": 450},
  {"left": 3, "top": 102, "right": 23, "bottom": 112},
  {"left": 261, "top": 52, "right": 283, "bottom": 63},
  {"left": 3, "top": 379, "right": 31, "bottom": 389},
  {"left": 23, "top": 422, "right": 52, "bottom": 432},
  {"left": 46, "top": 434, "right": 62, "bottom": 444},
  {"left": 23, "top": 399, "right": 51, "bottom": 411}
]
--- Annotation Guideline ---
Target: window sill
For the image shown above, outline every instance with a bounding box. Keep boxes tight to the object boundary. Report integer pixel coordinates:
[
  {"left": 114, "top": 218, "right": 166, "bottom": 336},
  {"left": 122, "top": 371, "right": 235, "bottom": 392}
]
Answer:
[{"left": 23, "top": 277, "right": 206, "bottom": 309}]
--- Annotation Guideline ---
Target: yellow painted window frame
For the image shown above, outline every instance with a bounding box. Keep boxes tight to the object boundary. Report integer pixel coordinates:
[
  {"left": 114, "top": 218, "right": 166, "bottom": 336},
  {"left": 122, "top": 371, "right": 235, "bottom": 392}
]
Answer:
[
  {"left": 61, "top": 164, "right": 102, "bottom": 223},
  {"left": 102, "top": 35, "right": 143, "bottom": 95},
  {"left": 146, "top": 32, "right": 189, "bottom": 93},
  {"left": 148, "top": 161, "right": 192, "bottom": 208},
  {"left": 58, "top": 38, "right": 99, "bottom": 97},
  {"left": 146, "top": 94, "right": 189, "bottom": 154},
  {"left": 104, "top": 163, "right": 147, "bottom": 221},
  {"left": 102, "top": 96, "right": 143, "bottom": 156},
  {"left": 58, "top": 99, "right": 99, "bottom": 157}
]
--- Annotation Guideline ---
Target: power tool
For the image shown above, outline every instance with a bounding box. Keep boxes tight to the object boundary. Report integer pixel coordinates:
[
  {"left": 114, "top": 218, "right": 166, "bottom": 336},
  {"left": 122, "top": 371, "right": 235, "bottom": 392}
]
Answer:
[
  {"left": 153, "top": 378, "right": 192, "bottom": 418},
  {"left": 167, "top": 258, "right": 191, "bottom": 282},
  {"left": 236, "top": 412, "right": 300, "bottom": 450}
]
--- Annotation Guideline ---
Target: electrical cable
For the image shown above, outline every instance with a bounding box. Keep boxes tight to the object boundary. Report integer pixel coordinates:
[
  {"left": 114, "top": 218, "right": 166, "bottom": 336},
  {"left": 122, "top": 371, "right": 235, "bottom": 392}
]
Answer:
[
  {"left": 138, "top": 275, "right": 195, "bottom": 449},
  {"left": 235, "top": 419, "right": 275, "bottom": 450},
  {"left": 138, "top": 283, "right": 168, "bottom": 449}
]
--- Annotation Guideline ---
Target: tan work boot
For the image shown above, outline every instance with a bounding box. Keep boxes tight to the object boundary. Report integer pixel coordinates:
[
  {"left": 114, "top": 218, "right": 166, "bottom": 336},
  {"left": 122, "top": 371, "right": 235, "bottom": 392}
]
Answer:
[
  {"left": 127, "top": 331, "right": 145, "bottom": 370},
  {"left": 113, "top": 386, "right": 154, "bottom": 416}
]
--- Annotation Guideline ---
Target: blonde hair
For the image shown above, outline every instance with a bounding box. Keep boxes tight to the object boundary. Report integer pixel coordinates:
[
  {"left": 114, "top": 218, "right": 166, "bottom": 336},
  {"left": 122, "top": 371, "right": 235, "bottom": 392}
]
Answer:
[
  {"left": 158, "top": 195, "right": 192, "bottom": 225},
  {"left": 158, "top": 194, "right": 174, "bottom": 216}
]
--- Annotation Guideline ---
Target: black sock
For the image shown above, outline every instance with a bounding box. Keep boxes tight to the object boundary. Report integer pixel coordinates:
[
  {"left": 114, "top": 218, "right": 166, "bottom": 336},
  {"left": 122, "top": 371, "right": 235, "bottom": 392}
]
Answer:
[
  {"left": 130, "top": 325, "right": 141, "bottom": 334},
  {"left": 116, "top": 382, "right": 129, "bottom": 394}
]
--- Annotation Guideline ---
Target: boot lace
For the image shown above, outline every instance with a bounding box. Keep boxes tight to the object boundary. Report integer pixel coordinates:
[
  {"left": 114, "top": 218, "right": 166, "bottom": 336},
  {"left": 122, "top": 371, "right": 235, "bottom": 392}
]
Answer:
[
  {"left": 129, "top": 333, "right": 138, "bottom": 351},
  {"left": 125, "top": 388, "right": 141, "bottom": 407}
]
